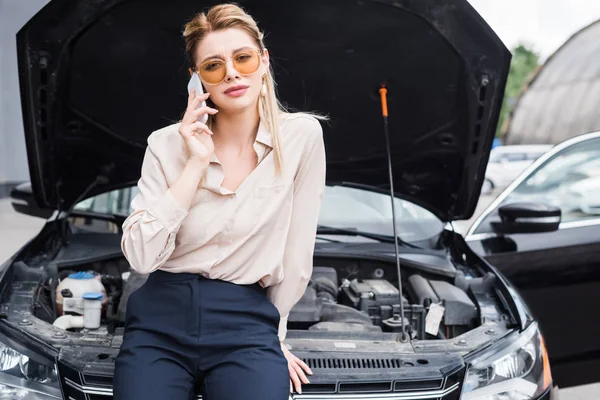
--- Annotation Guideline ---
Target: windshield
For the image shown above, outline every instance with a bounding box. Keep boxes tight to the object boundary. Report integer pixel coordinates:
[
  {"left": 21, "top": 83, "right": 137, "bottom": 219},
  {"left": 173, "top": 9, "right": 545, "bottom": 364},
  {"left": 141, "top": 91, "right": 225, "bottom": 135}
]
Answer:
[{"left": 73, "top": 185, "right": 444, "bottom": 243}]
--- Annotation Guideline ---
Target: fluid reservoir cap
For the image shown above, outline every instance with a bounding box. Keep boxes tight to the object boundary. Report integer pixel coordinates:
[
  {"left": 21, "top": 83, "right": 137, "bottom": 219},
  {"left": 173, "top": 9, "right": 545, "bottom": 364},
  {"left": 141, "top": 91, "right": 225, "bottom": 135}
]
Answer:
[
  {"left": 82, "top": 292, "right": 103, "bottom": 300},
  {"left": 68, "top": 272, "right": 95, "bottom": 280}
]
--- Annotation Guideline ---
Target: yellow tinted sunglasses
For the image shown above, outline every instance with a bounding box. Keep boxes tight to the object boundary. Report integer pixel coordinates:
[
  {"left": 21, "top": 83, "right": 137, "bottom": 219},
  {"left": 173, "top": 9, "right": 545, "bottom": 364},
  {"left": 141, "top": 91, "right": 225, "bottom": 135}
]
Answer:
[{"left": 195, "top": 47, "right": 262, "bottom": 85}]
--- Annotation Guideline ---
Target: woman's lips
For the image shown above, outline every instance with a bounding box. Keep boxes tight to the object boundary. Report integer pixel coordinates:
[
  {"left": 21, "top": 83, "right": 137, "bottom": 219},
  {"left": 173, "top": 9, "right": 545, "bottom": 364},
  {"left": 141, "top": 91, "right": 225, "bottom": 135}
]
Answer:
[{"left": 224, "top": 85, "right": 249, "bottom": 97}]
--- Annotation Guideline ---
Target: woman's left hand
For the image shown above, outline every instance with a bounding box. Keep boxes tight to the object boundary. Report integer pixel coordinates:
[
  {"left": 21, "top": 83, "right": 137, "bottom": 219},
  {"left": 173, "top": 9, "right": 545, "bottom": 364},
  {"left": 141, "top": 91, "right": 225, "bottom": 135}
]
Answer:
[{"left": 281, "top": 341, "right": 312, "bottom": 394}]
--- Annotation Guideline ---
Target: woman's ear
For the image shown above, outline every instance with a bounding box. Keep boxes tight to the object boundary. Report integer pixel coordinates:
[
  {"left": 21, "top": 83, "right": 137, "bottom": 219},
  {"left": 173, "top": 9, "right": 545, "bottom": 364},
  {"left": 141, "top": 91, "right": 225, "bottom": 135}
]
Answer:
[
  {"left": 188, "top": 67, "right": 194, "bottom": 77},
  {"left": 261, "top": 48, "right": 270, "bottom": 74}
]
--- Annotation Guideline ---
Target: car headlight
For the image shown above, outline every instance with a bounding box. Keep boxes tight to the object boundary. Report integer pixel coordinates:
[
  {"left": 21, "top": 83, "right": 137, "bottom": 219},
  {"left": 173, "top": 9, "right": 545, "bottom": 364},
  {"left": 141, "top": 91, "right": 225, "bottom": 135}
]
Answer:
[
  {"left": 461, "top": 322, "right": 552, "bottom": 400},
  {"left": 0, "top": 334, "right": 61, "bottom": 399}
]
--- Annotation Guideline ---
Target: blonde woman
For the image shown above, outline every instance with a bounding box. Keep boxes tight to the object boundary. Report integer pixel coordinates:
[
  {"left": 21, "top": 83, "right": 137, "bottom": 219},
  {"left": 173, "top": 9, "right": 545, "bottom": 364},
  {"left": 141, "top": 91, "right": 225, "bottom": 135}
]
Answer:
[{"left": 113, "top": 3, "right": 325, "bottom": 400}]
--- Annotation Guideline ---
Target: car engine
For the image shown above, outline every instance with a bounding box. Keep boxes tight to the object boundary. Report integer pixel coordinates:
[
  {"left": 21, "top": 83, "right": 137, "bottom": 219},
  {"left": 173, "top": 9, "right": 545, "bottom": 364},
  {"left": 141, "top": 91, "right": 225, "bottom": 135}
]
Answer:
[{"left": 31, "top": 257, "right": 481, "bottom": 341}]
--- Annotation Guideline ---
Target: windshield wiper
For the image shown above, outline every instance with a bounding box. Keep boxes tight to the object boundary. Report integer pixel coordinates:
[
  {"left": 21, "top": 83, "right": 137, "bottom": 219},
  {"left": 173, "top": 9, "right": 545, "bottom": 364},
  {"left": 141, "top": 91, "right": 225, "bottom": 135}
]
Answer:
[
  {"left": 317, "top": 225, "right": 394, "bottom": 243},
  {"left": 316, "top": 225, "right": 420, "bottom": 248}
]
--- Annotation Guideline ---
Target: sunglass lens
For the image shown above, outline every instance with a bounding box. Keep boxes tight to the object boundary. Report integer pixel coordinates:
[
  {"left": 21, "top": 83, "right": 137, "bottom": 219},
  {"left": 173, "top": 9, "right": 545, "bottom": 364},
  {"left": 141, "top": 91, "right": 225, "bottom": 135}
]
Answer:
[
  {"left": 199, "top": 61, "right": 226, "bottom": 85},
  {"left": 234, "top": 51, "right": 261, "bottom": 75}
]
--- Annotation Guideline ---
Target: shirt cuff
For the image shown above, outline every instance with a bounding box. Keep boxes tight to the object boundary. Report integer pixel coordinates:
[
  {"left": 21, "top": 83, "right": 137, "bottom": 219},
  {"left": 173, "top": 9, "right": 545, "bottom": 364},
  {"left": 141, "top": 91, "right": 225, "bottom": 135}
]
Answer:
[
  {"left": 278, "top": 315, "right": 288, "bottom": 342},
  {"left": 147, "top": 189, "right": 189, "bottom": 232}
]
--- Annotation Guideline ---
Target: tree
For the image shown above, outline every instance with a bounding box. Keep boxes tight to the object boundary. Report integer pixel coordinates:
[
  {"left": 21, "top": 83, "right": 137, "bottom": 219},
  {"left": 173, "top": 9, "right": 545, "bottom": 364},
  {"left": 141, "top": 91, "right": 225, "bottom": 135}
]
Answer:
[{"left": 496, "top": 43, "right": 541, "bottom": 137}]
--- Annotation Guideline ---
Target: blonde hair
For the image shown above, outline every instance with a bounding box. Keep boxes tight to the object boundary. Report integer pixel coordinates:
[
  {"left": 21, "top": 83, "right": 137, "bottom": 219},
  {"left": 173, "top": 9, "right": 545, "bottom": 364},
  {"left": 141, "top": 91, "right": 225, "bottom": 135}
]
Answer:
[{"left": 183, "top": 3, "right": 312, "bottom": 174}]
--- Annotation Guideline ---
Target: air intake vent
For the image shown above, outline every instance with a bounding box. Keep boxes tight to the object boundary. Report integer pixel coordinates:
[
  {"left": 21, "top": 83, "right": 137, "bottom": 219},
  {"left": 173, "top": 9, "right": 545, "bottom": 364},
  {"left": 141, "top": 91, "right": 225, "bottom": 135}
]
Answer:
[
  {"left": 339, "top": 381, "right": 391, "bottom": 393},
  {"left": 82, "top": 374, "right": 113, "bottom": 386},
  {"left": 302, "top": 357, "right": 404, "bottom": 369}
]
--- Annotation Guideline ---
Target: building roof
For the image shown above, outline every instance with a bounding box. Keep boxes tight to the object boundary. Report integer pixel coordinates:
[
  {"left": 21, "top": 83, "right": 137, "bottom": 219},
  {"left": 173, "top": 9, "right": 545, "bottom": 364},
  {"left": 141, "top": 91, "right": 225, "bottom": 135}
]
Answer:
[{"left": 504, "top": 19, "right": 600, "bottom": 145}]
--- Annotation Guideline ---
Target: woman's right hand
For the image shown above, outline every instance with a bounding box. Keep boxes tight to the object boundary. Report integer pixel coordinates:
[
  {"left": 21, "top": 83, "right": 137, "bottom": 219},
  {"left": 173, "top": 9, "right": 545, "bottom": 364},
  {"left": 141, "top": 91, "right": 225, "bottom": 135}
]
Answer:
[{"left": 178, "top": 89, "right": 219, "bottom": 165}]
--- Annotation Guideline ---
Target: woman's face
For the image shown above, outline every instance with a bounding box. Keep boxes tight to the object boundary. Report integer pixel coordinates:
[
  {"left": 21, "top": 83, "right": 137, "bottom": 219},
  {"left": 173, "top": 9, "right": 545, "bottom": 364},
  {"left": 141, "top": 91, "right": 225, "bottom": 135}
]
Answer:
[{"left": 193, "top": 28, "right": 269, "bottom": 114}]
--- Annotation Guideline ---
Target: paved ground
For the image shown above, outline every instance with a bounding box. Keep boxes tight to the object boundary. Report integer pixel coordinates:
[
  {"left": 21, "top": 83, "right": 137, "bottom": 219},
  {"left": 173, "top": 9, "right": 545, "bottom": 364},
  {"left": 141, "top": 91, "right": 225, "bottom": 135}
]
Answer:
[
  {"left": 0, "top": 197, "right": 598, "bottom": 397},
  {"left": 0, "top": 198, "right": 45, "bottom": 263}
]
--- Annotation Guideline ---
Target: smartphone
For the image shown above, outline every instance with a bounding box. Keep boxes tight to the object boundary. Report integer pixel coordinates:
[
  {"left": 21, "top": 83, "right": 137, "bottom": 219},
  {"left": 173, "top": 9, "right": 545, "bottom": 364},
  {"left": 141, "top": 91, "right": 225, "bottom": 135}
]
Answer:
[{"left": 187, "top": 73, "right": 208, "bottom": 124}]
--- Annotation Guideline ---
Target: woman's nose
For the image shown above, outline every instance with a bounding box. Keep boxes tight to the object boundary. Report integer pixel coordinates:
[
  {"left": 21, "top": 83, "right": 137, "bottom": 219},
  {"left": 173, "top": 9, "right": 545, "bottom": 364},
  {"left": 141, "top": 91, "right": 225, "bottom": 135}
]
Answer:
[{"left": 224, "top": 61, "right": 241, "bottom": 82}]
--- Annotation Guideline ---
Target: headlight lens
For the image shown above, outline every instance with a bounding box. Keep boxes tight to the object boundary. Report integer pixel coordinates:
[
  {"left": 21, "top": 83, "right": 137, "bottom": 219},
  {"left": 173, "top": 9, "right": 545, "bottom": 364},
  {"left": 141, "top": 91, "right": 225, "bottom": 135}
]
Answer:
[
  {"left": 0, "top": 336, "right": 60, "bottom": 399},
  {"left": 461, "top": 322, "right": 552, "bottom": 400}
]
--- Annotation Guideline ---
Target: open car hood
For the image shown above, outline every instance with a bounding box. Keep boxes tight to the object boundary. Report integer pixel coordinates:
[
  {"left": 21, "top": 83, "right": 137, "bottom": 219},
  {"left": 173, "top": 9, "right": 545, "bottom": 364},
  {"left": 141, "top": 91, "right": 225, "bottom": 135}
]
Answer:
[{"left": 17, "top": 0, "right": 509, "bottom": 221}]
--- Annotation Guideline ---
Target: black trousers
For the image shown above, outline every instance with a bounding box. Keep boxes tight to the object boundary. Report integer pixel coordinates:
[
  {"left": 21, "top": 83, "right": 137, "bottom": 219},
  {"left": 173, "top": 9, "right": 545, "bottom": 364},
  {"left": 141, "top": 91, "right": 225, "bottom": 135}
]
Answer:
[{"left": 113, "top": 270, "right": 289, "bottom": 400}]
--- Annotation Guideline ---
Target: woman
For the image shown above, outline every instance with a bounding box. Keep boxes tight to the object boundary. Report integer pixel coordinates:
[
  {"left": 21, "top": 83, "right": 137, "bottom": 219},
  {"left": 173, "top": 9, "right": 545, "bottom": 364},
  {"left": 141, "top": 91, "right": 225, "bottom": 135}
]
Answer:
[{"left": 113, "top": 3, "right": 326, "bottom": 400}]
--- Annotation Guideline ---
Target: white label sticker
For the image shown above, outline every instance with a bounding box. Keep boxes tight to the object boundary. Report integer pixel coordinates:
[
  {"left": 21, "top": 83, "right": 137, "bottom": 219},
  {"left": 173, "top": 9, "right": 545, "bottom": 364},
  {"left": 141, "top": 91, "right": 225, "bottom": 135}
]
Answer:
[
  {"left": 425, "top": 303, "right": 445, "bottom": 336},
  {"left": 334, "top": 342, "right": 356, "bottom": 349}
]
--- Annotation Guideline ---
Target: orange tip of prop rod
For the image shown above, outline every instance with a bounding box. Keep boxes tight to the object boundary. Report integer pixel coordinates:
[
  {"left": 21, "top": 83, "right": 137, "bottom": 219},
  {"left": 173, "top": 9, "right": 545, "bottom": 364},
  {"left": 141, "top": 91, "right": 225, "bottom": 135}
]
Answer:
[
  {"left": 379, "top": 87, "right": 388, "bottom": 117},
  {"left": 540, "top": 334, "right": 553, "bottom": 391}
]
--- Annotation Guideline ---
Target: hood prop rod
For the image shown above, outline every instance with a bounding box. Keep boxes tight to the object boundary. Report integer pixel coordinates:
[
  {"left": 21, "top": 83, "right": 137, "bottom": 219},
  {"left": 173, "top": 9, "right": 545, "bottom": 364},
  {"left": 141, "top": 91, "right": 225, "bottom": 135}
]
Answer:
[{"left": 379, "top": 86, "right": 408, "bottom": 343}]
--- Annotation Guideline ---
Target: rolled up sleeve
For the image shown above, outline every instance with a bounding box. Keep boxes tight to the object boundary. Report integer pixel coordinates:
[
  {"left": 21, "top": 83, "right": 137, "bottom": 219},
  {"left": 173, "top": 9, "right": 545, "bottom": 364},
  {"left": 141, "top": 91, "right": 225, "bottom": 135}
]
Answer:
[
  {"left": 267, "top": 119, "right": 326, "bottom": 341},
  {"left": 121, "top": 138, "right": 189, "bottom": 274}
]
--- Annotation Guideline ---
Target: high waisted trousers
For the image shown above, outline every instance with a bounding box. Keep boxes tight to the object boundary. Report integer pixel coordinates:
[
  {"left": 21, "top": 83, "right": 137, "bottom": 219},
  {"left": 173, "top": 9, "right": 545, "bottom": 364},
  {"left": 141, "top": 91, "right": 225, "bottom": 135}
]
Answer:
[{"left": 113, "top": 269, "right": 289, "bottom": 400}]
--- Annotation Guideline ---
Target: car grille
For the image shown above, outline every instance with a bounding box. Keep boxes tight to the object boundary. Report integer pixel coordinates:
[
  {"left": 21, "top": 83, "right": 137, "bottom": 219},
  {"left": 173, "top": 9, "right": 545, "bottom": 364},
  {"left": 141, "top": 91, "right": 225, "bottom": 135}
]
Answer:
[
  {"left": 303, "top": 357, "right": 404, "bottom": 369},
  {"left": 58, "top": 356, "right": 465, "bottom": 400}
]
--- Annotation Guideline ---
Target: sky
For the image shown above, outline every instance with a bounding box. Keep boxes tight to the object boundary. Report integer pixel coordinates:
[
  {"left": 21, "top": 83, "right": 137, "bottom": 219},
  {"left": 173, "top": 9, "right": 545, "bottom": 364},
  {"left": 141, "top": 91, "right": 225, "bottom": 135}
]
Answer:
[{"left": 468, "top": 0, "right": 600, "bottom": 61}]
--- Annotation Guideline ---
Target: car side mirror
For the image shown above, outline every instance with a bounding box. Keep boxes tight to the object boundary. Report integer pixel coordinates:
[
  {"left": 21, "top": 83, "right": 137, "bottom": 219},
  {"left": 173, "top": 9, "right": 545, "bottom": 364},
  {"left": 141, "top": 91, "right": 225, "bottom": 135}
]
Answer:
[
  {"left": 491, "top": 202, "right": 561, "bottom": 235},
  {"left": 10, "top": 182, "right": 54, "bottom": 219}
]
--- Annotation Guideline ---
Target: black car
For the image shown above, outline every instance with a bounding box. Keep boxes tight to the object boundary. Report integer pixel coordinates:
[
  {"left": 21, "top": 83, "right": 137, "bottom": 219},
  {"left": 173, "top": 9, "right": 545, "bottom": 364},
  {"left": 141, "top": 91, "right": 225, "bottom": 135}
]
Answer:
[
  {"left": 466, "top": 130, "right": 600, "bottom": 389},
  {"left": 3, "top": 0, "right": 559, "bottom": 399}
]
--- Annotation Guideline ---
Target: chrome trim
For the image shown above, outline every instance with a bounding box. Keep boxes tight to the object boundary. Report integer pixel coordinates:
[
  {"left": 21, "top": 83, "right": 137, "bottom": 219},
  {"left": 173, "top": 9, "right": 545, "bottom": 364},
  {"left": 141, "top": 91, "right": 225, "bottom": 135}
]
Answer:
[
  {"left": 559, "top": 217, "right": 600, "bottom": 229},
  {"left": 64, "top": 377, "right": 205, "bottom": 398},
  {"left": 64, "top": 378, "right": 113, "bottom": 396},
  {"left": 293, "top": 382, "right": 460, "bottom": 400},
  {"left": 61, "top": 376, "right": 459, "bottom": 400},
  {"left": 465, "top": 218, "right": 600, "bottom": 243},
  {"left": 467, "top": 131, "right": 600, "bottom": 238},
  {"left": 514, "top": 216, "right": 560, "bottom": 223}
]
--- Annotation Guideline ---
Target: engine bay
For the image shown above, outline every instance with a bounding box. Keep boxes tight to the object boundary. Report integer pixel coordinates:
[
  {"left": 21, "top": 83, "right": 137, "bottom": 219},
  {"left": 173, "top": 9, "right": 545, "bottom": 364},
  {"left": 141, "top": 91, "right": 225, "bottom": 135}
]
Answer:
[{"left": 25, "top": 250, "right": 500, "bottom": 341}]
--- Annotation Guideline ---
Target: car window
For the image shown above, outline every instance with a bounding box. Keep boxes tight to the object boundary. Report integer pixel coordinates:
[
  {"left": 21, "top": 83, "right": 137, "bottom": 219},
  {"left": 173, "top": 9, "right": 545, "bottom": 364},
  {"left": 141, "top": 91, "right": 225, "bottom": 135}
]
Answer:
[
  {"left": 503, "top": 153, "right": 526, "bottom": 162},
  {"left": 472, "top": 137, "right": 600, "bottom": 235},
  {"left": 73, "top": 185, "right": 444, "bottom": 243},
  {"left": 527, "top": 151, "right": 547, "bottom": 161},
  {"left": 73, "top": 187, "right": 140, "bottom": 216},
  {"left": 488, "top": 150, "right": 525, "bottom": 163},
  {"left": 488, "top": 150, "right": 506, "bottom": 163}
]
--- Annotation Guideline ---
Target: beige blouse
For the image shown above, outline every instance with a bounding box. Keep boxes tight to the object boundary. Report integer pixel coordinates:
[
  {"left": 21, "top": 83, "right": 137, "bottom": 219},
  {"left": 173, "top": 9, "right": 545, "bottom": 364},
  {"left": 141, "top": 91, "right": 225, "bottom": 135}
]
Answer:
[{"left": 120, "top": 114, "right": 326, "bottom": 341}]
